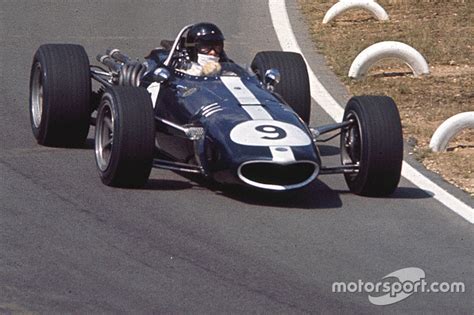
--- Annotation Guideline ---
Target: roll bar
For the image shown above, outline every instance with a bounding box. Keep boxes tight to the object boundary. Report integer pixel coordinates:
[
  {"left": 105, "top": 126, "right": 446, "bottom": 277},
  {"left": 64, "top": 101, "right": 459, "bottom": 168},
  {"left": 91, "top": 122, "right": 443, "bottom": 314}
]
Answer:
[{"left": 163, "top": 24, "right": 194, "bottom": 66}]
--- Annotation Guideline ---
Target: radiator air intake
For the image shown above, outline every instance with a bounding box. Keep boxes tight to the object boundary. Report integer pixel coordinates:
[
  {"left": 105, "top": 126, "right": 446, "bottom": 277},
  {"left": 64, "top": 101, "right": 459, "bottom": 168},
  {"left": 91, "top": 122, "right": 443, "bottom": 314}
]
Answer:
[{"left": 238, "top": 161, "right": 318, "bottom": 190}]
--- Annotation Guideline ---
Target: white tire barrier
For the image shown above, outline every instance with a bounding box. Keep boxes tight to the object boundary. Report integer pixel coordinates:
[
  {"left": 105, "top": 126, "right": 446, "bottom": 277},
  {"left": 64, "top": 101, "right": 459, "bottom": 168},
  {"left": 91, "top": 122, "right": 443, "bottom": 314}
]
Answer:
[
  {"left": 322, "top": 0, "right": 389, "bottom": 24},
  {"left": 348, "top": 41, "right": 430, "bottom": 79},
  {"left": 429, "top": 112, "right": 474, "bottom": 152}
]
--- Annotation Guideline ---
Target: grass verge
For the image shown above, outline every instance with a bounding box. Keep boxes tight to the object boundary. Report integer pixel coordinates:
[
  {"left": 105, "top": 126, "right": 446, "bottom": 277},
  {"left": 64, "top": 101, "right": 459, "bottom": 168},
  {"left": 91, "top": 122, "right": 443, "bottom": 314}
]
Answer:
[{"left": 298, "top": 0, "right": 473, "bottom": 196}]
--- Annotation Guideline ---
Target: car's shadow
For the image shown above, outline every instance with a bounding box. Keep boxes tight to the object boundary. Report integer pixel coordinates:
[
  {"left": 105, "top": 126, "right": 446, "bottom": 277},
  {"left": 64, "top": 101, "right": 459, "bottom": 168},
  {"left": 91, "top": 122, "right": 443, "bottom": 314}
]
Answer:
[
  {"left": 84, "top": 138, "right": 95, "bottom": 149},
  {"left": 384, "top": 187, "right": 433, "bottom": 199},
  {"left": 165, "top": 172, "right": 343, "bottom": 209},
  {"left": 329, "top": 186, "right": 433, "bottom": 200},
  {"left": 217, "top": 181, "right": 343, "bottom": 209},
  {"left": 145, "top": 179, "right": 195, "bottom": 191},
  {"left": 151, "top": 169, "right": 432, "bottom": 207},
  {"left": 318, "top": 144, "right": 340, "bottom": 157}
]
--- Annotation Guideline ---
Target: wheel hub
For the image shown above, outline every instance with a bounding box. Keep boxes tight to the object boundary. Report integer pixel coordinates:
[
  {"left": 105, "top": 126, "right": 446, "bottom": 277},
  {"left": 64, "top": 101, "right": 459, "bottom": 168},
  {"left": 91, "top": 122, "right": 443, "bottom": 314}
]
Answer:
[
  {"left": 95, "top": 101, "right": 114, "bottom": 171},
  {"left": 31, "top": 63, "right": 44, "bottom": 128},
  {"left": 341, "top": 114, "right": 362, "bottom": 180}
]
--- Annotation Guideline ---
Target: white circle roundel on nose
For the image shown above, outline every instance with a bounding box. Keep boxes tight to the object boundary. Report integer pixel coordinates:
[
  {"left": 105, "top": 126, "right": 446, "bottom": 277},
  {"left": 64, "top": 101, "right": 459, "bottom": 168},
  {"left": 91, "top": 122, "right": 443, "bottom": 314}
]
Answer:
[{"left": 230, "top": 120, "right": 312, "bottom": 146}]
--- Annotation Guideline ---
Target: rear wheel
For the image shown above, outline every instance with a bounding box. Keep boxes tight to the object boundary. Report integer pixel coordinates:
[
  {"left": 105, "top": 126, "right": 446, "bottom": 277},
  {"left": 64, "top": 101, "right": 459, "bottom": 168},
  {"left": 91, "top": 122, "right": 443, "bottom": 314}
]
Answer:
[
  {"left": 341, "top": 96, "right": 403, "bottom": 196},
  {"left": 95, "top": 86, "right": 155, "bottom": 188},
  {"left": 251, "top": 51, "right": 311, "bottom": 124},
  {"left": 29, "top": 44, "right": 91, "bottom": 147}
]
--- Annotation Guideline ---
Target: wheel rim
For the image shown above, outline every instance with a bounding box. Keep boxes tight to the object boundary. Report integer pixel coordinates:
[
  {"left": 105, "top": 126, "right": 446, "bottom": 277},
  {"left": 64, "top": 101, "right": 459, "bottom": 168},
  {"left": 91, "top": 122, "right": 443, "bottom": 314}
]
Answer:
[
  {"left": 31, "top": 62, "right": 44, "bottom": 128},
  {"left": 341, "top": 111, "right": 362, "bottom": 181},
  {"left": 95, "top": 100, "right": 114, "bottom": 171}
]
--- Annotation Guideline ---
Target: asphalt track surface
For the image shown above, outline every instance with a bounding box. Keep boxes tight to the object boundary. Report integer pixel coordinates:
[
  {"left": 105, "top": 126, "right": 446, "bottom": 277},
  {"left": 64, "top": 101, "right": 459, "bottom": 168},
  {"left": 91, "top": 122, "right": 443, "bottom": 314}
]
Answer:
[{"left": 0, "top": 0, "right": 472, "bottom": 313}]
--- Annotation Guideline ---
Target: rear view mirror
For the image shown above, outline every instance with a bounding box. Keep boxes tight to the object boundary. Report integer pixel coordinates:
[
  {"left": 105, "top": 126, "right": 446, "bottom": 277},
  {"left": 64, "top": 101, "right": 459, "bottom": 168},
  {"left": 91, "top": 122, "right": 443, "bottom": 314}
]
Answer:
[
  {"left": 264, "top": 68, "right": 280, "bottom": 90},
  {"left": 153, "top": 67, "right": 171, "bottom": 83}
]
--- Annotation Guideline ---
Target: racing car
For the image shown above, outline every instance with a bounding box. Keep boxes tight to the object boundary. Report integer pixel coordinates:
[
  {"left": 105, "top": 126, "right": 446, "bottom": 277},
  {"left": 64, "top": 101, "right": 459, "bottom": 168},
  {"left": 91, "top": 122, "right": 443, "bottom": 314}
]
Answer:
[{"left": 29, "top": 23, "right": 403, "bottom": 196}]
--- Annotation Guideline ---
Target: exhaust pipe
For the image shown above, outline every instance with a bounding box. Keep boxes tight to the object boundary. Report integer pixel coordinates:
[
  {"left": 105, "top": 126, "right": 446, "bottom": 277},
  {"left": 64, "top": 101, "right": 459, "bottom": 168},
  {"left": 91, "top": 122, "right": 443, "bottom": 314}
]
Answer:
[
  {"left": 106, "top": 48, "right": 132, "bottom": 64},
  {"left": 96, "top": 48, "right": 146, "bottom": 87},
  {"left": 96, "top": 53, "right": 122, "bottom": 73}
]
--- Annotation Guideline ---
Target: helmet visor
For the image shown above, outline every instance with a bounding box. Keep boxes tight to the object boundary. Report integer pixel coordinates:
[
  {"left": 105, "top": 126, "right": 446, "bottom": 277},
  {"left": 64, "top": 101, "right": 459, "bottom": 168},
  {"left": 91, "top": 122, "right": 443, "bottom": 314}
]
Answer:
[{"left": 197, "top": 41, "right": 224, "bottom": 55}]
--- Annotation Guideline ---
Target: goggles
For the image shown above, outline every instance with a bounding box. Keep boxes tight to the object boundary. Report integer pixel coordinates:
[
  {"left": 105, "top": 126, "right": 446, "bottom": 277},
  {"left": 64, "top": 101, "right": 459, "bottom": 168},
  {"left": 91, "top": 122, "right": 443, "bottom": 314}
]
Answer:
[{"left": 197, "top": 41, "right": 223, "bottom": 54}]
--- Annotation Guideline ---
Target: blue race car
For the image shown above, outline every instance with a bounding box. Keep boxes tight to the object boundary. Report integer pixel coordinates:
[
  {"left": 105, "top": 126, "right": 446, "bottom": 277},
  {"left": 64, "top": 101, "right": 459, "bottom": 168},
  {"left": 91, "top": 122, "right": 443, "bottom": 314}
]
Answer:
[{"left": 29, "top": 23, "right": 403, "bottom": 195}]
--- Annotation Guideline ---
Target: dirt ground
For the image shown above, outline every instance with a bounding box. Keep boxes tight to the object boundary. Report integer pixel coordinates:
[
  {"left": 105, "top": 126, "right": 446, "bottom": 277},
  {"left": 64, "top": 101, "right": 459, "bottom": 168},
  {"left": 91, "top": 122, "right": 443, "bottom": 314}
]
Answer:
[{"left": 298, "top": 0, "right": 473, "bottom": 196}]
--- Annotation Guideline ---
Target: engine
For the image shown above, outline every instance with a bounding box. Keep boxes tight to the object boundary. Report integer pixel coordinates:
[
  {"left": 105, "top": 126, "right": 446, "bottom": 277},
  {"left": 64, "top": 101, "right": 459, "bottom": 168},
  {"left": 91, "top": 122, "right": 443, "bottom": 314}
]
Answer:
[{"left": 96, "top": 49, "right": 146, "bottom": 87}]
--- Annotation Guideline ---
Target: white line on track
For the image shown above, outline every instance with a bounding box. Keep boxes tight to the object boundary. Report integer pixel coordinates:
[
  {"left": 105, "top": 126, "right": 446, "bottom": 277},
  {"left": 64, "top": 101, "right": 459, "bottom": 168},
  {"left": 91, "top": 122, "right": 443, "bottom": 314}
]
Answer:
[{"left": 268, "top": 0, "right": 473, "bottom": 223}]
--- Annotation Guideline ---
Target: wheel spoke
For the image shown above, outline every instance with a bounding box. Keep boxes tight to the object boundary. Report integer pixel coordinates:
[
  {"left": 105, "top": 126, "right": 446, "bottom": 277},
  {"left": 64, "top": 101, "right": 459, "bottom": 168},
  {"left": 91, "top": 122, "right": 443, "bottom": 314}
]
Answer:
[
  {"left": 104, "top": 116, "right": 113, "bottom": 131},
  {"left": 103, "top": 137, "right": 113, "bottom": 148}
]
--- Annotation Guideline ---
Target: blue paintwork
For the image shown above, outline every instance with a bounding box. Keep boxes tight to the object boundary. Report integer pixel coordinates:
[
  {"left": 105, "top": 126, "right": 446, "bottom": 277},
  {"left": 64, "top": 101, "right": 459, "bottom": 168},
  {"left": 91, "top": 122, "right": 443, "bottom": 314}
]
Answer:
[{"left": 141, "top": 62, "right": 321, "bottom": 185}]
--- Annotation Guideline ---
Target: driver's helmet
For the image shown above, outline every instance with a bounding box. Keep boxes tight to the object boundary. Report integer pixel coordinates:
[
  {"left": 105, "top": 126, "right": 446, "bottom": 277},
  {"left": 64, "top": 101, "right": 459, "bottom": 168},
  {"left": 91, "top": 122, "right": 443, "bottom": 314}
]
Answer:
[{"left": 186, "top": 22, "right": 225, "bottom": 65}]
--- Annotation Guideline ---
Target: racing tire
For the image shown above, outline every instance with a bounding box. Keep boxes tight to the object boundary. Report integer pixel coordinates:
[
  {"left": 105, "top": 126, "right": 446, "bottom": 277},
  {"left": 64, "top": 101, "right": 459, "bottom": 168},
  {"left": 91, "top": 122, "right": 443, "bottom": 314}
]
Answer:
[
  {"left": 340, "top": 96, "right": 403, "bottom": 196},
  {"left": 29, "top": 44, "right": 91, "bottom": 147},
  {"left": 251, "top": 51, "right": 311, "bottom": 124},
  {"left": 95, "top": 86, "right": 155, "bottom": 188}
]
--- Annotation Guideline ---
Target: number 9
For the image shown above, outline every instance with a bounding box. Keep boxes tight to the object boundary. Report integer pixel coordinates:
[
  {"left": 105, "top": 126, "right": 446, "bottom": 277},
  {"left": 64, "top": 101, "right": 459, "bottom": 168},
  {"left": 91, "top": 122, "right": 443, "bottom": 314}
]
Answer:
[{"left": 255, "top": 125, "right": 287, "bottom": 140}]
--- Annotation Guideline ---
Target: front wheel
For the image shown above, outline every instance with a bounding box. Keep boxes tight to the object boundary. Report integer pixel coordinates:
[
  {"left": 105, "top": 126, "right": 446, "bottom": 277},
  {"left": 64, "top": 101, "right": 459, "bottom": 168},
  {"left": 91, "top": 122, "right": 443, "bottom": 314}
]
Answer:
[
  {"left": 340, "top": 96, "right": 403, "bottom": 196},
  {"left": 251, "top": 51, "right": 311, "bottom": 124},
  {"left": 95, "top": 86, "right": 155, "bottom": 188}
]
